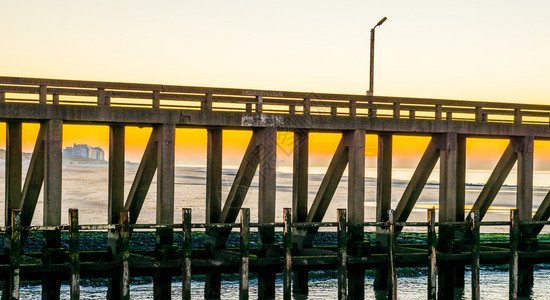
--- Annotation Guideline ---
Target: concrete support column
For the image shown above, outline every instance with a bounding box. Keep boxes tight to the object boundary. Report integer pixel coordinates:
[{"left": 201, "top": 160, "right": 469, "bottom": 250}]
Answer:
[
  {"left": 107, "top": 125, "right": 125, "bottom": 300},
  {"left": 5, "top": 121, "right": 22, "bottom": 226},
  {"left": 153, "top": 124, "right": 176, "bottom": 300},
  {"left": 42, "top": 119, "right": 63, "bottom": 300},
  {"left": 515, "top": 136, "right": 534, "bottom": 297},
  {"left": 455, "top": 135, "right": 467, "bottom": 287},
  {"left": 345, "top": 130, "right": 366, "bottom": 300},
  {"left": 257, "top": 127, "right": 277, "bottom": 300},
  {"left": 374, "top": 134, "right": 392, "bottom": 290},
  {"left": 292, "top": 130, "right": 309, "bottom": 296},
  {"left": 436, "top": 132, "right": 458, "bottom": 299},
  {"left": 205, "top": 128, "right": 223, "bottom": 299}
]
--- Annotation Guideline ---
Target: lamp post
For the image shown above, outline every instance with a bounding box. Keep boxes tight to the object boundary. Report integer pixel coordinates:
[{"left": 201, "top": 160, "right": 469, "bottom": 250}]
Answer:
[{"left": 367, "top": 17, "right": 387, "bottom": 96}]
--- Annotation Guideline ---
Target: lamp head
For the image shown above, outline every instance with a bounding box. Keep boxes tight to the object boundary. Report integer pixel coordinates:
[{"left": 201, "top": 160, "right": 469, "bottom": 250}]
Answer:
[{"left": 375, "top": 17, "right": 387, "bottom": 27}]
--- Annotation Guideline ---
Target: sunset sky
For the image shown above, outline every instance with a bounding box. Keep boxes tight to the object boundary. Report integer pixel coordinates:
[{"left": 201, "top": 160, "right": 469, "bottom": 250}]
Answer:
[{"left": 1, "top": 1, "right": 550, "bottom": 169}]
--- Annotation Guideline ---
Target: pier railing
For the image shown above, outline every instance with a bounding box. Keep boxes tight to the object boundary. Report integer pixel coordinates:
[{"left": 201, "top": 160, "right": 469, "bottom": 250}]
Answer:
[
  {"left": 1, "top": 76, "right": 550, "bottom": 125},
  {"left": 1, "top": 208, "right": 549, "bottom": 299}
]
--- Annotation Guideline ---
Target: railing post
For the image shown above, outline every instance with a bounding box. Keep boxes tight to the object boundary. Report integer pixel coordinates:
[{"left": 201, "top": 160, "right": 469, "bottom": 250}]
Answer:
[
  {"left": 393, "top": 103, "right": 400, "bottom": 119},
  {"left": 446, "top": 111, "right": 453, "bottom": 121},
  {"left": 240, "top": 208, "right": 250, "bottom": 300},
  {"left": 337, "top": 209, "right": 347, "bottom": 300},
  {"left": 120, "top": 211, "right": 130, "bottom": 300},
  {"left": 409, "top": 109, "right": 415, "bottom": 120},
  {"left": 510, "top": 209, "right": 519, "bottom": 300},
  {"left": 246, "top": 103, "right": 253, "bottom": 113},
  {"left": 97, "top": 88, "right": 106, "bottom": 106},
  {"left": 289, "top": 105, "right": 296, "bottom": 114},
  {"left": 427, "top": 208, "right": 437, "bottom": 300},
  {"left": 471, "top": 210, "right": 480, "bottom": 300},
  {"left": 256, "top": 95, "right": 263, "bottom": 113},
  {"left": 514, "top": 108, "right": 522, "bottom": 124},
  {"left": 8, "top": 209, "right": 21, "bottom": 300},
  {"left": 331, "top": 106, "right": 337, "bottom": 116},
  {"left": 303, "top": 98, "right": 310, "bottom": 115},
  {"left": 368, "top": 101, "right": 377, "bottom": 117},
  {"left": 182, "top": 208, "right": 192, "bottom": 300},
  {"left": 0, "top": 91, "right": 5, "bottom": 102},
  {"left": 69, "top": 209, "right": 80, "bottom": 300},
  {"left": 153, "top": 90, "right": 160, "bottom": 109},
  {"left": 283, "top": 208, "right": 292, "bottom": 300},
  {"left": 435, "top": 104, "right": 442, "bottom": 120},
  {"left": 475, "top": 106, "right": 483, "bottom": 122},
  {"left": 202, "top": 93, "right": 213, "bottom": 111},
  {"left": 39, "top": 85, "right": 47, "bottom": 104},
  {"left": 349, "top": 99, "right": 357, "bottom": 117},
  {"left": 387, "top": 209, "right": 397, "bottom": 300},
  {"left": 52, "top": 94, "right": 60, "bottom": 105}
]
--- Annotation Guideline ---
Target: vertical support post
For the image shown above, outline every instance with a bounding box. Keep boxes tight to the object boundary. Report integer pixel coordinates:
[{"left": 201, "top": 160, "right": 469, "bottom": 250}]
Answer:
[
  {"left": 510, "top": 209, "right": 519, "bottom": 300},
  {"left": 346, "top": 130, "right": 365, "bottom": 300},
  {"left": 42, "top": 119, "right": 62, "bottom": 300},
  {"left": 349, "top": 99, "right": 357, "bottom": 117},
  {"left": 292, "top": 130, "right": 309, "bottom": 296},
  {"left": 0, "top": 91, "right": 5, "bottom": 102},
  {"left": 240, "top": 208, "right": 250, "bottom": 300},
  {"left": 514, "top": 108, "right": 522, "bottom": 124},
  {"left": 375, "top": 134, "right": 392, "bottom": 290},
  {"left": 303, "top": 98, "right": 310, "bottom": 115},
  {"left": 154, "top": 124, "right": 176, "bottom": 300},
  {"left": 337, "top": 209, "right": 347, "bottom": 300},
  {"left": 331, "top": 106, "right": 337, "bottom": 116},
  {"left": 7, "top": 209, "right": 21, "bottom": 300},
  {"left": 69, "top": 209, "right": 80, "bottom": 300},
  {"left": 283, "top": 208, "right": 292, "bottom": 300},
  {"left": 5, "top": 122, "right": 22, "bottom": 226},
  {"left": 387, "top": 209, "right": 397, "bottom": 300},
  {"left": 455, "top": 135, "right": 466, "bottom": 287},
  {"left": 97, "top": 88, "right": 106, "bottom": 106},
  {"left": 108, "top": 125, "right": 125, "bottom": 299},
  {"left": 435, "top": 104, "right": 442, "bottom": 120},
  {"left": 52, "top": 94, "right": 59, "bottom": 105},
  {"left": 109, "top": 126, "right": 125, "bottom": 224},
  {"left": 437, "top": 132, "right": 458, "bottom": 299},
  {"left": 205, "top": 129, "right": 223, "bottom": 299},
  {"left": 257, "top": 127, "right": 277, "bottom": 300},
  {"left": 516, "top": 136, "right": 534, "bottom": 297},
  {"left": 427, "top": 208, "right": 437, "bottom": 300},
  {"left": 120, "top": 211, "right": 130, "bottom": 300},
  {"left": 393, "top": 103, "right": 400, "bottom": 119},
  {"left": 182, "top": 208, "right": 192, "bottom": 300},
  {"left": 471, "top": 210, "right": 480, "bottom": 300},
  {"left": 202, "top": 93, "right": 213, "bottom": 111}
]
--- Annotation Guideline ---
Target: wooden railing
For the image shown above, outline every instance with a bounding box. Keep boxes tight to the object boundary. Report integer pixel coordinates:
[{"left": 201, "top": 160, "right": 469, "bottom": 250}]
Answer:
[{"left": 1, "top": 76, "right": 549, "bottom": 125}]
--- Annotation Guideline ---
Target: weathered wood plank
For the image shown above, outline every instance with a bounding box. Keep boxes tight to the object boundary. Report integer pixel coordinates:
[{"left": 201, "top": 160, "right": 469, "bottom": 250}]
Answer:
[
  {"left": 387, "top": 209, "right": 397, "bottom": 300},
  {"left": 510, "top": 209, "right": 519, "bottom": 300},
  {"left": 69, "top": 209, "right": 80, "bottom": 300},
  {"left": 240, "top": 208, "right": 250, "bottom": 300},
  {"left": 471, "top": 210, "right": 480, "bottom": 300},
  {"left": 120, "top": 211, "right": 130, "bottom": 300},
  {"left": 8, "top": 209, "right": 21, "bottom": 300},
  {"left": 124, "top": 128, "right": 158, "bottom": 224},
  {"left": 427, "top": 208, "right": 437, "bottom": 300},
  {"left": 337, "top": 209, "right": 347, "bottom": 300},
  {"left": 182, "top": 209, "right": 192, "bottom": 300},
  {"left": 283, "top": 208, "right": 292, "bottom": 300}
]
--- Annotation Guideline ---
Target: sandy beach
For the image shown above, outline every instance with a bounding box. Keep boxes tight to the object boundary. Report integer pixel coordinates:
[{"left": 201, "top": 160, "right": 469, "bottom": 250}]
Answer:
[{"left": 1, "top": 156, "right": 550, "bottom": 235}]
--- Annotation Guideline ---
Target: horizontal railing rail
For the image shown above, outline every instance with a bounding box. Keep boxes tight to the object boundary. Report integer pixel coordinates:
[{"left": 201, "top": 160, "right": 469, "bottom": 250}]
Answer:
[{"left": 1, "top": 76, "right": 549, "bottom": 125}]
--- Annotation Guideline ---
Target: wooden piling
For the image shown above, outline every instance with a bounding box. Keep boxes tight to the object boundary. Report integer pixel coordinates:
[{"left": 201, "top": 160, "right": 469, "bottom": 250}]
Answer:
[
  {"left": 510, "top": 209, "right": 519, "bottom": 300},
  {"left": 7, "top": 209, "right": 21, "bottom": 300},
  {"left": 387, "top": 209, "right": 397, "bottom": 300},
  {"left": 120, "top": 211, "right": 131, "bottom": 300},
  {"left": 182, "top": 209, "right": 192, "bottom": 300},
  {"left": 337, "top": 209, "right": 347, "bottom": 300},
  {"left": 471, "top": 210, "right": 480, "bottom": 300},
  {"left": 69, "top": 209, "right": 80, "bottom": 300},
  {"left": 427, "top": 208, "right": 437, "bottom": 300},
  {"left": 283, "top": 208, "right": 292, "bottom": 300},
  {"left": 240, "top": 208, "right": 250, "bottom": 300}
]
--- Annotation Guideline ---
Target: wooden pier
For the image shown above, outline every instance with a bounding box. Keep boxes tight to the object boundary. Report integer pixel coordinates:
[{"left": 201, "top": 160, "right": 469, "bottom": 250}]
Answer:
[{"left": 2, "top": 76, "right": 550, "bottom": 299}]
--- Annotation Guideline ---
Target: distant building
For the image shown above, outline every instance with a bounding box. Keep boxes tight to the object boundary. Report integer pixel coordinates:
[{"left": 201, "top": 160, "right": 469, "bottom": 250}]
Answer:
[{"left": 63, "top": 144, "right": 105, "bottom": 161}]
